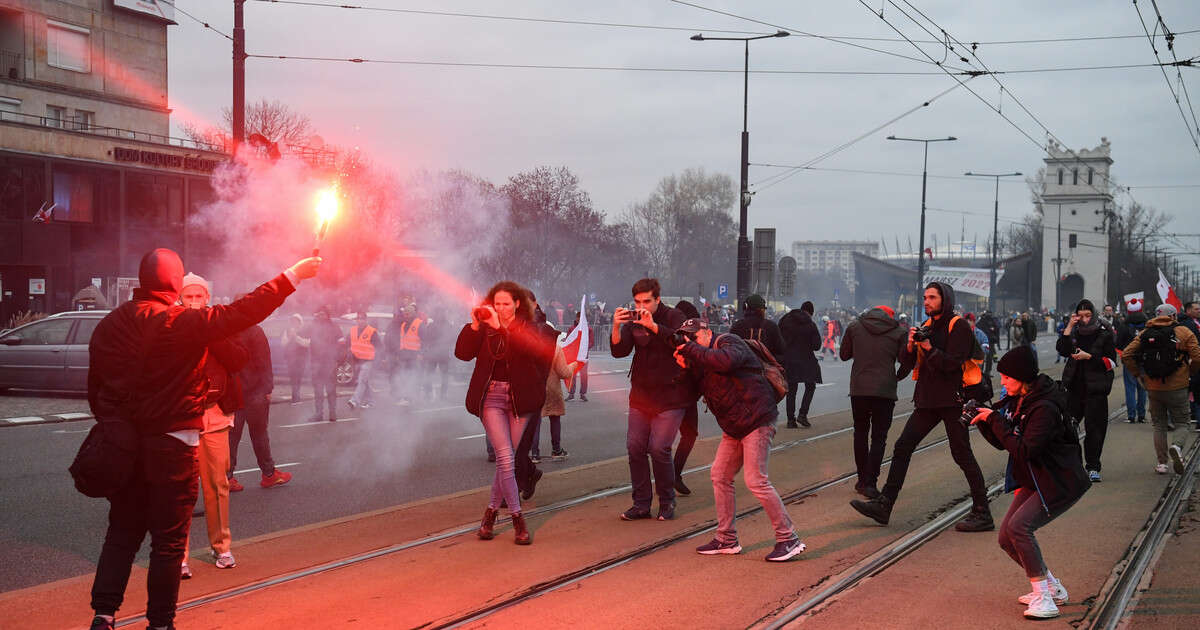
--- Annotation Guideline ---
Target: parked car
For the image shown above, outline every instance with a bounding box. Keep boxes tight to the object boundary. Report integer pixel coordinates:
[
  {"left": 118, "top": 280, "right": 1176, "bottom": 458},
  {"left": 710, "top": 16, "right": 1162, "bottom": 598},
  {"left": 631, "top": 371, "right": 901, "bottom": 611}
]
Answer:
[{"left": 0, "top": 311, "right": 108, "bottom": 392}]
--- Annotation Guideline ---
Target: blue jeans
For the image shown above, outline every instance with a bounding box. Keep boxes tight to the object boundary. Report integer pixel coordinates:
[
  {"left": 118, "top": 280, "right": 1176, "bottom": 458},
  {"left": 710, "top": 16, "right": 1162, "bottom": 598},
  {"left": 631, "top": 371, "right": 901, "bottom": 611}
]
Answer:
[
  {"left": 350, "top": 359, "right": 373, "bottom": 406},
  {"left": 711, "top": 423, "right": 796, "bottom": 543},
  {"left": 627, "top": 406, "right": 685, "bottom": 510},
  {"left": 479, "top": 382, "right": 532, "bottom": 513},
  {"left": 1123, "top": 367, "right": 1147, "bottom": 419}
]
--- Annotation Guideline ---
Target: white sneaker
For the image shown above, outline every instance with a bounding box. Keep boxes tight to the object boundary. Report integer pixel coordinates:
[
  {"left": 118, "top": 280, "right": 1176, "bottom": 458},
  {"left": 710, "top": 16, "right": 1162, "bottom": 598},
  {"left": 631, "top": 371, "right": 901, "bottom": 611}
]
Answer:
[
  {"left": 1155, "top": 463, "right": 1170, "bottom": 474},
  {"left": 213, "top": 551, "right": 236, "bottom": 569},
  {"left": 1018, "top": 579, "right": 1068, "bottom": 605},
  {"left": 1023, "top": 591, "right": 1060, "bottom": 619},
  {"left": 1169, "top": 444, "right": 1185, "bottom": 474}
]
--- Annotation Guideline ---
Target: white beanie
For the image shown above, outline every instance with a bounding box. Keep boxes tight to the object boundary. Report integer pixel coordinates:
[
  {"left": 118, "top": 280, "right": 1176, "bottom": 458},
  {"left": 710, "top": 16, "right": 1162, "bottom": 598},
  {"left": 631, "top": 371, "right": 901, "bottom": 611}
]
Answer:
[{"left": 181, "top": 272, "right": 211, "bottom": 296}]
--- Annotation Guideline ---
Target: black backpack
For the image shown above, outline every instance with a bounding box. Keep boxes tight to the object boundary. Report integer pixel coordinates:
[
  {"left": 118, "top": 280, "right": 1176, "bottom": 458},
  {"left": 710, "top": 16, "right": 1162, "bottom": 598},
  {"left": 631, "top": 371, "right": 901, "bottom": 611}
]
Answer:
[{"left": 1138, "top": 325, "right": 1183, "bottom": 380}]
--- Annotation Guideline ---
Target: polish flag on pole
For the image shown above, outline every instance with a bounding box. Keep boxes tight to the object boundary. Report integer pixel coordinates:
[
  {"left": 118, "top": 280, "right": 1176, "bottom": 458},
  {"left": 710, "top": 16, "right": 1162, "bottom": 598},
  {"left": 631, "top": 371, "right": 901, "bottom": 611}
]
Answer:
[
  {"left": 1157, "top": 268, "right": 1183, "bottom": 311},
  {"left": 560, "top": 295, "right": 589, "bottom": 385}
]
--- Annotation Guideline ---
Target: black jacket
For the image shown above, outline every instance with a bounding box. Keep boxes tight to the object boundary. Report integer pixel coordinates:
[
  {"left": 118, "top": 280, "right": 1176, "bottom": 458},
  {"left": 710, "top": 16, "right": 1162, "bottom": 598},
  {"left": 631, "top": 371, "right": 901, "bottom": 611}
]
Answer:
[
  {"left": 1056, "top": 321, "right": 1116, "bottom": 398},
  {"left": 977, "top": 313, "right": 1001, "bottom": 345},
  {"left": 88, "top": 272, "right": 294, "bottom": 436},
  {"left": 777, "top": 309, "right": 822, "bottom": 385},
  {"left": 456, "top": 317, "right": 553, "bottom": 418},
  {"left": 205, "top": 337, "right": 248, "bottom": 415},
  {"left": 730, "top": 312, "right": 785, "bottom": 359},
  {"left": 1115, "top": 312, "right": 1147, "bottom": 350},
  {"left": 236, "top": 324, "right": 274, "bottom": 400},
  {"left": 980, "top": 375, "right": 1090, "bottom": 513},
  {"left": 840, "top": 307, "right": 911, "bottom": 400},
  {"left": 679, "top": 333, "right": 776, "bottom": 438},
  {"left": 610, "top": 301, "right": 695, "bottom": 414},
  {"left": 1023, "top": 317, "right": 1039, "bottom": 342},
  {"left": 899, "top": 282, "right": 972, "bottom": 409}
]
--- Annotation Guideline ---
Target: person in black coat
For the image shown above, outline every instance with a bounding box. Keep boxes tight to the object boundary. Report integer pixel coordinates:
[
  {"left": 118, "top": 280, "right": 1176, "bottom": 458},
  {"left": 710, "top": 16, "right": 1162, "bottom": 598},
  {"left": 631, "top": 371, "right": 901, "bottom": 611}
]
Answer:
[
  {"left": 230, "top": 323, "right": 291, "bottom": 491},
  {"left": 971, "top": 346, "right": 1090, "bottom": 620},
  {"left": 730, "top": 294, "right": 785, "bottom": 358},
  {"left": 671, "top": 300, "right": 705, "bottom": 497},
  {"left": 1055, "top": 299, "right": 1116, "bottom": 480},
  {"left": 777, "top": 301, "right": 822, "bottom": 428}
]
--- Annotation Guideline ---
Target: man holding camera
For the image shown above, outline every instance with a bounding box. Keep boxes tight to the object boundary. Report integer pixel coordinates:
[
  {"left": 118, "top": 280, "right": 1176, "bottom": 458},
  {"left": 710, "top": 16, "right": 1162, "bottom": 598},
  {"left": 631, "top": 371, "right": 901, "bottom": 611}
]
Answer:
[
  {"left": 850, "top": 282, "right": 994, "bottom": 532},
  {"left": 611, "top": 278, "right": 694, "bottom": 521},
  {"left": 673, "top": 319, "right": 806, "bottom": 561}
]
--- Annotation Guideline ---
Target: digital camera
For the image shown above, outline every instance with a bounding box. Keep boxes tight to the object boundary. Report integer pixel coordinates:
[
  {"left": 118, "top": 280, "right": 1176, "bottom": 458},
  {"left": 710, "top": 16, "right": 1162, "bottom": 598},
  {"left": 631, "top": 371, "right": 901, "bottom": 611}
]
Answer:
[{"left": 911, "top": 325, "right": 934, "bottom": 343}]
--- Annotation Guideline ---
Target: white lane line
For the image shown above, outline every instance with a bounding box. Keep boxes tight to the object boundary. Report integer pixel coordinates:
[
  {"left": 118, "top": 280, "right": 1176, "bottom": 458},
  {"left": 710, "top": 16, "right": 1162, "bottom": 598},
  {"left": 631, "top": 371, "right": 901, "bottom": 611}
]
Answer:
[
  {"left": 456, "top": 433, "right": 486, "bottom": 440},
  {"left": 279, "top": 418, "right": 358, "bottom": 428},
  {"left": 232, "top": 462, "right": 301, "bottom": 475},
  {"left": 416, "top": 405, "right": 463, "bottom": 414},
  {"left": 588, "top": 387, "right": 630, "bottom": 394},
  {"left": 53, "top": 428, "right": 91, "bottom": 434},
  {"left": 54, "top": 412, "right": 91, "bottom": 420},
  {"left": 4, "top": 416, "right": 46, "bottom": 424},
  {"left": 816, "top": 383, "right": 837, "bottom": 388}
]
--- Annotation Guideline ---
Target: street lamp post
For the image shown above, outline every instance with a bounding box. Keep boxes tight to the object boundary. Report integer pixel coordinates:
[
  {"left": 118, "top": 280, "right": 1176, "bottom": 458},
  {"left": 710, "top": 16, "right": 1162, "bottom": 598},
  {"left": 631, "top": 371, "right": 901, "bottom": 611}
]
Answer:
[
  {"left": 887, "top": 135, "right": 957, "bottom": 313},
  {"left": 691, "top": 30, "right": 789, "bottom": 304},
  {"left": 965, "top": 171, "right": 1022, "bottom": 314}
]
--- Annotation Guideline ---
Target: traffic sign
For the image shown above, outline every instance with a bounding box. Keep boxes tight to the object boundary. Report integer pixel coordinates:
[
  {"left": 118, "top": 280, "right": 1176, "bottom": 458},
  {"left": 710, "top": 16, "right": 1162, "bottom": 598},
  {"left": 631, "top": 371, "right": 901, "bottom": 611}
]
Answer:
[{"left": 717, "top": 284, "right": 729, "bottom": 299}]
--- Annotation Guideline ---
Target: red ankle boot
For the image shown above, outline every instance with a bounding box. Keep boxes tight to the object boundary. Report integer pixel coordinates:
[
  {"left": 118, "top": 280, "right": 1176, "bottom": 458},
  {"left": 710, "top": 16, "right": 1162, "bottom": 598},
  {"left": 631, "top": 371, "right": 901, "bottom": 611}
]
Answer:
[{"left": 477, "top": 507, "right": 497, "bottom": 540}]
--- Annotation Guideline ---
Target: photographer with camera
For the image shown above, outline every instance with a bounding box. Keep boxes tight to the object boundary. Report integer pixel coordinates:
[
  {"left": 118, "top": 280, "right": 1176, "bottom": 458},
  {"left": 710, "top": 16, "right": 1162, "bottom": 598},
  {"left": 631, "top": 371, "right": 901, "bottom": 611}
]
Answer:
[
  {"left": 1056, "top": 299, "right": 1116, "bottom": 482},
  {"left": 611, "top": 278, "right": 695, "bottom": 521},
  {"left": 456, "top": 282, "right": 554, "bottom": 545},
  {"left": 850, "top": 282, "right": 994, "bottom": 532},
  {"left": 968, "top": 345, "right": 1090, "bottom": 620},
  {"left": 673, "top": 319, "right": 806, "bottom": 561}
]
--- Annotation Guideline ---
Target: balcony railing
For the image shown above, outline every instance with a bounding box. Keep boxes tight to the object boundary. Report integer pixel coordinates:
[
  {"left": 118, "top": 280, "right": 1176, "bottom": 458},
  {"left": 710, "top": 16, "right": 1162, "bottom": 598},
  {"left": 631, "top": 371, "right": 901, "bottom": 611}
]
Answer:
[
  {"left": 0, "top": 109, "right": 226, "bottom": 153},
  {"left": 1, "top": 49, "right": 21, "bottom": 80}
]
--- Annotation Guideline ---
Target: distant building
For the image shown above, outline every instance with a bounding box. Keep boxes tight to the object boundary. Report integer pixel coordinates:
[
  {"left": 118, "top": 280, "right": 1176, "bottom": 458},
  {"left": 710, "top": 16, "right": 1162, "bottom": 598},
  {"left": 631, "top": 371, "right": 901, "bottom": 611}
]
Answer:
[
  {"left": 1039, "top": 138, "right": 1113, "bottom": 311},
  {"left": 0, "top": 1, "right": 226, "bottom": 322},
  {"left": 791, "top": 240, "right": 879, "bottom": 289}
]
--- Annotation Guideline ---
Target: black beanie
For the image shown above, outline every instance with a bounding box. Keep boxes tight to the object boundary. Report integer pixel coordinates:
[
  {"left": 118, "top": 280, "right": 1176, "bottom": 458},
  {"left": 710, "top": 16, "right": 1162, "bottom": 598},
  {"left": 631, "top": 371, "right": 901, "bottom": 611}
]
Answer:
[
  {"left": 801, "top": 301, "right": 815, "bottom": 315},
  {"left": 997, "top": 345, "right": 1039, "bottom": 383}
]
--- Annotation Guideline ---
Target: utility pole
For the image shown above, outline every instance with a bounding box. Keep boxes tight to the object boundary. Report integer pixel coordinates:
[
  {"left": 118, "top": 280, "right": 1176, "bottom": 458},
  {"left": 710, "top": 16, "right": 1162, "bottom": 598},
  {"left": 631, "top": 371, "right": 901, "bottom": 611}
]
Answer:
[
  {"left": 965, "top": 171, "right": 1021, "bottom": 313},
  {"left": 233, "top": 0, "right": 247, "bottom": 151}
]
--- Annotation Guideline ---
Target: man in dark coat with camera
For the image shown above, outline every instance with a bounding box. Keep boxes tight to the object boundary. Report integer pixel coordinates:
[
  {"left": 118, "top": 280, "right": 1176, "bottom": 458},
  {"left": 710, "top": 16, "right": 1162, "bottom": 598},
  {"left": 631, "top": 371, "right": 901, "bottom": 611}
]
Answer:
[
  {"left": 1056, "top": 299, "right": 1116, "bottom": 481},
  {"left": 850, "top": 282, "right": 993, "bottom": 532},
  {"left": 778, "top": 301, "right": 822, "bottom": 428},
  {"left": 85, "top": 249, "right": 319, "bottom": 630}
]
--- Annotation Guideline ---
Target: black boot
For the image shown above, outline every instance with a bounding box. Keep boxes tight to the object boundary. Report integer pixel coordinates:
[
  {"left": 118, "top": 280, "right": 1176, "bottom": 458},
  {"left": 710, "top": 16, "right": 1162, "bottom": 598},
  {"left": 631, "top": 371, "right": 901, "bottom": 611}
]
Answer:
[
  {"left": 521, "top": 468, "right": 543, "bottom": 501},
  {"left": 955, "top": 505, "right": 995, "bottom": 532},
  {"left": 512, "top": 512, "right": 532, "bottom": 545},
  {"left": 797, "top": 413, "right": 811, "bottom": 428},
  {"left": 850, "top": 495, "right": 893, "bottom": 525},
  {"left": 477, "top": 507, "right": 497, "bottom": 540},
  {"left": 786, "top": 418, "right": 798, "bottom": 429}
]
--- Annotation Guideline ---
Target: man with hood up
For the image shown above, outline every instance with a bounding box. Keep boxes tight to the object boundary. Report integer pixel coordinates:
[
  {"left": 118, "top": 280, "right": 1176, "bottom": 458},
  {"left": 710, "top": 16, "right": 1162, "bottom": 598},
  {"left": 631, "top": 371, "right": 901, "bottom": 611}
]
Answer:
[
  {"left": 85, "top": 249, "right": 319, "bottom": 630},
  {"left": 850, "top": 282, "right": 994, "bottom": 532},
  {"left": 778, "top": 301, "right": 822, "bottom": 428},
  {"left": 840, "top": 305, "right": 911, "bottom": 499}
]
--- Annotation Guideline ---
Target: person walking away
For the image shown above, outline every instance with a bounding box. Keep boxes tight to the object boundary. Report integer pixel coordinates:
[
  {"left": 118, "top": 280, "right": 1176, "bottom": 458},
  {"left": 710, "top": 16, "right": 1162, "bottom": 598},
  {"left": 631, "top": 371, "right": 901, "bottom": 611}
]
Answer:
[
  {"left": 301, "top": 307, "right": 343, "bottom": 422},
  {"left": 422, "top": 308, "right": 453, "bottom": 401},
  {"left": 1056, "top": 299, "right": 1116, "bottom": 482},
  {"left": 821, "top": 316, "right": 838, "bottom": 360},
  {"left": 840, "top": 305, "right": 910, "bottom": 499},
  {"left": 1116, "top": 300, "right": 1149, "bottom": 422},
  {"left": 178, "top": 274, "right": 246, "bottom": 577},
  {"left": 566, "top": 311, "right": 594, "bottom": 402},
  {"left": 1181, "top": 301, "right": 1200, "bottom": 427},
  {"left": 970, "top": 345, "right": 1091, "bottom": 620},
  {"left": 850, "top": 282, "right": 994, "bottom": 532},
  {"left": 778, "top": 301, "right": 822, "bottom": 428},
  {"left": 1120, "top": 303, "right": 1200, "bottom": 474},
  {"left": 674, "top": 319, "right": 806, "bottom": 561},
  {"left": 610, "top": 278, "right": 695, "bottom": 521},
  {"left": 347, "top": 312, "right": 379, "bottom": 410},
  {"left": 731, "top": 294, "right": 785, "bottom": 358},
  {"left": 281, "top": 314, "right": 307, "bottom": 403},
  {"left": 1053, "top": 315, "right": 1069, "bottom": 363},
  {"left": 978, "top": 311, "right": 1001, "bottom": 378},
  {"left": 1023, "top": 312, "right": 1039, "bottom": 354},
  {"left": 229, "top": 321, "right": 291, "bottom": 492},
  {"left": 531, "top": 343, "right": 578, "bottom": 461},
  {"left": 457, "top": 282, "right": 553, "bottom": 545},
  {"left": 86, "top": 249, "right": 318, "bottom": 630},
  {"left": 672, "top": 300, "right": 704, "bottom": 496}
]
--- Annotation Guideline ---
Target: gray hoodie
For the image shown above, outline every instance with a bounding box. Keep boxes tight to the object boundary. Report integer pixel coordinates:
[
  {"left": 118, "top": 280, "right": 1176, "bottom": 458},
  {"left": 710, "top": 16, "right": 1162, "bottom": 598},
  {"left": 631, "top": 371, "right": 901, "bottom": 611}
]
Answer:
[{"left": 840, "top": 307, "right": 911, "bottom": 400}]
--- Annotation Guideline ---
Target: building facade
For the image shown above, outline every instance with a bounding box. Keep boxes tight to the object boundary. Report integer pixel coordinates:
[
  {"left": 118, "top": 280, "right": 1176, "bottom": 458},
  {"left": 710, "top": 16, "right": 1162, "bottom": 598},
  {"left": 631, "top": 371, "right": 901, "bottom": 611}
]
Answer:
[
  {"left": 791, "top": 240, "right": 879, "bottom": 289},
  {"left": 0, "top": 0, "right": 225, "bottom": 324},
  {"left": 1039, "top": 138, "right": 1113, "bottom": 312}
]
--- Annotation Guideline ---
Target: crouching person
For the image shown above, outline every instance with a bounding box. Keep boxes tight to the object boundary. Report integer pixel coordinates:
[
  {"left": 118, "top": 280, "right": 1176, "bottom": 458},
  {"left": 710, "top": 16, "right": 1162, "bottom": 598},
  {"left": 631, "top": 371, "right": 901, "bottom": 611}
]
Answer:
[
  {"left": 970, "top": 345, "right": 1090, "bottom": 620},
  {"left": 673, "top": 318, "right": 806, "bottom": 562}
]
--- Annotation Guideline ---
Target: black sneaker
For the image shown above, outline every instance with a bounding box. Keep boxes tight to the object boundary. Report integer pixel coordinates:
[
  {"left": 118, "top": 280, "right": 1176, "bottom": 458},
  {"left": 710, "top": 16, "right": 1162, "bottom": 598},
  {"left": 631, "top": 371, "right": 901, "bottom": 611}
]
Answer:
[
  {"left": 657, "top": 502, "right": 676, "bottom": 521},
  {"left": 674, "top": 476, "right": 692, "bottom": 496},
  {"left": 850, "top": 496, "right": 892, "bottom": 525},
  {"left": 619, "top": 506, "right": 652, "bottom": 521},
  {"left": 530, "top": 454, "right": 542, "bottom": 465},
  {"left": 1137, "top": 417, "right": 1146, "bottom": 423},
  {"left": 854, "top": 484, "right": 882, "bottom": 500},
  {"left": 798, "top": 415, "right": 811, "bottom": 428},
  {"left": 765, "top": 537, "right": 807, "bottom": 562},
  {"left": 521, "top": 468, "right": 543, "bottom": 501},
  {"left": 551, "top": 448, "right": 569, "bottom": 460},
  {"left": 786, "top": 419, "right": 798, "bottom": 429},
  {"left": 696, "top": 538, "right": 741, "bottom": 555},
  {"left": 580, "top": 395, "right": 588, "bottom": 402},
  {"left": 1127, "top": 417, "right": 1137, "bottom": 424},
  {"left": 955, "top": 506, "right": 995, "bottom": 532},
  {"left": 89, "top": 616, "right": 115, "bottom": 630}
]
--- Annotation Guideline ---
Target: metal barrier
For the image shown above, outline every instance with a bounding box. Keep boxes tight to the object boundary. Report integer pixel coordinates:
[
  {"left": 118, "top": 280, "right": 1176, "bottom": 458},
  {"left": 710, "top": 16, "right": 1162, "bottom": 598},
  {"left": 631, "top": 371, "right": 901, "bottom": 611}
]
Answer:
[{"left": 0, "top": 109, "right": 225, "bottom": 153}]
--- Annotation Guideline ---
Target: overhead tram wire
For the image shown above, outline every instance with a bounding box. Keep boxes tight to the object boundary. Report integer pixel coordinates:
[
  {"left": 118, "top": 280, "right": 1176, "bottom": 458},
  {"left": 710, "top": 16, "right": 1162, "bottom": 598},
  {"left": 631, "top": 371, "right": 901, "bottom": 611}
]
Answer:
[
  {"left": 1134, "top": 0, "right": 1200, "bottom": 156},
  {"left": 160, "top": 0, "right": 233, "bottom": 41},
  {"left": 749, "top": 79, "right": 973, "bottom": 192}
]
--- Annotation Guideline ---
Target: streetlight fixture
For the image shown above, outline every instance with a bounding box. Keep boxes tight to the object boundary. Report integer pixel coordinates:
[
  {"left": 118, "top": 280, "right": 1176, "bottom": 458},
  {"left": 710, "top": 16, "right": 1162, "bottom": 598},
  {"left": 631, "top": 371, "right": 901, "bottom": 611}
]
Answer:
[
  {"left": 964, "top": 171, "right": 1022, "bottom": 314},
  {"left": 887, "top": 135, "right": 957, "bottom": 312},
  {"left": 691, "top": 29, "right": 790, "bottom": 304}
]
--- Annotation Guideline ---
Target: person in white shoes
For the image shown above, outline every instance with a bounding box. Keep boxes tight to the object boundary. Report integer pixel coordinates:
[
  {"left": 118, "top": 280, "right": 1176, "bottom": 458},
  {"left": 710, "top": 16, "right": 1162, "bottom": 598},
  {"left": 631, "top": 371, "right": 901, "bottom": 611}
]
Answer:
[{"left": 971, "top": 346, "right": 1091, "bottom": 619}]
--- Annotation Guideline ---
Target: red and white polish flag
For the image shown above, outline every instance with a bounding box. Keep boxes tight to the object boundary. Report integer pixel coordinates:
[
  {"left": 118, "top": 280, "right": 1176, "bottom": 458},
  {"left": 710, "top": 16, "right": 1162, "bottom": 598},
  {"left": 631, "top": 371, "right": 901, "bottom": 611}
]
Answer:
[
  {"left": 1157, "top": 268, "right": 1183, "bottom": 311},
  {"left": 560, "top": 295, "right": 589, "bottom": 385}
]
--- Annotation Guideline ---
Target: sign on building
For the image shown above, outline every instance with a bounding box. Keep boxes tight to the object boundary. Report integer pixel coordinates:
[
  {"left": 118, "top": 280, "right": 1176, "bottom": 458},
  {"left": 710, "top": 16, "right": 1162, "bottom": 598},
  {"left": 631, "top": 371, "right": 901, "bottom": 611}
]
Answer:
[
  {"left": 753, "top": 228, "right": 776, "bottom": 298},
  {"left": 29, "top": 279, "right": 45, "bottom": 295},
  {"left": 114, "top": 0, "right": 176, "bottom": 22}
]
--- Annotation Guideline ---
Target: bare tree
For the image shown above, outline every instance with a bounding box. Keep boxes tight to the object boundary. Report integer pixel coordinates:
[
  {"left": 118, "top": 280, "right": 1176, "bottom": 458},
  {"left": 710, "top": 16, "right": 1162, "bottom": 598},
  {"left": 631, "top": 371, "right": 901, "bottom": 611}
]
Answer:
[{"left": 181, "top": 99, "right": 313, "bottom": 151}]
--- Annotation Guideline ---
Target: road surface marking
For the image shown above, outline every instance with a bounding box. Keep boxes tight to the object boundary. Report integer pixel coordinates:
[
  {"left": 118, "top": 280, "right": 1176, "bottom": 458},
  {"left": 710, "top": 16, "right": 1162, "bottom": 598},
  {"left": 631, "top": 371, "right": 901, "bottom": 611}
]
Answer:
[
  {"left": 588, "top": 387, "right": 631, "bottom": 394},
  {"left": 279, "top": 418, "right": 358, "bottom": 428},
  {"left": 52, "top": 428, "right": 91, "bottom": 434},
  {"left": 54, "top": 412, "right": 91, "bottom": 420},
  {"left": 816, "top": 382, "right": 837, "bottom": 388},
  {"left": 4, "top": 416, "right": 45, "bottom": 424},
  {"left": 456, "top": 433, "right": 486, "bottom": 440},
  {"left": 232, "top": 462, "right": 301, "bottom": 475}
]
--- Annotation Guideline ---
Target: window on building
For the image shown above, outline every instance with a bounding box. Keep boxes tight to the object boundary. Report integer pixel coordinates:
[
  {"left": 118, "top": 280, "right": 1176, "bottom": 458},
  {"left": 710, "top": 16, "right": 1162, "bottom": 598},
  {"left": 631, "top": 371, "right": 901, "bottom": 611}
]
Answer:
[
  {"left": 1057, "top": 168, "right": 1063, "bottom": 185},
  {"left": 1072, "top": 169, "right": 1078, "bottom": 185},
  {"left": 1088, "top": 167, "right": 1094, "bottom": 185},
  {"left": 47, "top": 20, "right": 89, "bottom": 72},
  {"left": 73, "top": 109, "right": 94, "bottom": 131},
  {"left": 0, "top": 96, "right": 18, "bottom": 121},
  {"left": 0, "top": 155, "right": 46, "bottom": 221},
  {"left": 45, "top": 105, "right": 65, "bottom": 128},
  {"left": 52, "top": 169, "right": 96, "bottom": 222},
  {"left": 127, "top": 173, "right": 184, "bottom": 226}
]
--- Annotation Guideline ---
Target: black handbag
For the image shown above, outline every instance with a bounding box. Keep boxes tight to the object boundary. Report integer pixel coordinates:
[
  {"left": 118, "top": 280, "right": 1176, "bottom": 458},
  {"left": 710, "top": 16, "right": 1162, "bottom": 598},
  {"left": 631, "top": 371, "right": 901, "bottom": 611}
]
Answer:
[{"left": 68, "top": 418, "right": 140, "bottom": 498}]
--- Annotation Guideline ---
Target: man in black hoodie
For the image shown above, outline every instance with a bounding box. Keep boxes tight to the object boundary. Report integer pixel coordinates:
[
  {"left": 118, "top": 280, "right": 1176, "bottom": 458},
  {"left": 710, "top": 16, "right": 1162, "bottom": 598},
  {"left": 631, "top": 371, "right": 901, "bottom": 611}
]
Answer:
[
  {"left": 850, "top": 282, "right": 994, "bottom": 532},
  {"left": 731, "top": 293, "right": 785, "bottom": 358},
  {"left": 778, "top": 301, "right": 823, "bottom": 428}
]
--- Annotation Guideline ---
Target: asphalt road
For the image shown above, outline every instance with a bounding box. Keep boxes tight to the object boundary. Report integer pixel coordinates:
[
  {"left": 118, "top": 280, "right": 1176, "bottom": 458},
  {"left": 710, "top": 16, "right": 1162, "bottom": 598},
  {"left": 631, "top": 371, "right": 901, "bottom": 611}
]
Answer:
[{"left": 0, "top": 342, "right": 1062, "bottom": 593}]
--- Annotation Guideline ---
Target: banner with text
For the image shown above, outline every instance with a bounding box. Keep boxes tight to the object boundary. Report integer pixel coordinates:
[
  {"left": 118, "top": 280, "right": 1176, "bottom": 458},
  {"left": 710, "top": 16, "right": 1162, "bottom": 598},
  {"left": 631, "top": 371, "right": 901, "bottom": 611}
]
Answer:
[{"left": 924, "top": 266, "right": 1005, "bottom": 298}]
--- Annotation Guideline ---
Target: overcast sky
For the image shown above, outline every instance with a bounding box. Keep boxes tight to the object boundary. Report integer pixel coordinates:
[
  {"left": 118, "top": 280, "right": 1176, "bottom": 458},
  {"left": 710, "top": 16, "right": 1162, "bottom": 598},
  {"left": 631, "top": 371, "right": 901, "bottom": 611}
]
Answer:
[{"left": 167, "top": 0, "right": 1200, "bottom": 270}]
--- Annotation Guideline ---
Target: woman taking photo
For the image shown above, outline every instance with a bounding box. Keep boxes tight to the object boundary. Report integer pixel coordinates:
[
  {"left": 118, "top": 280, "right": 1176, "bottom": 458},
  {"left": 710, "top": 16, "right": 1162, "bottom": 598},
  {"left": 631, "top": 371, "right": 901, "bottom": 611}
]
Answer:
[
  {"left": 456, "top": 281, "right": 553, "bottom": 545},
  {"left": 970, "top": 345, "right": 1090, "bottom": 620}
]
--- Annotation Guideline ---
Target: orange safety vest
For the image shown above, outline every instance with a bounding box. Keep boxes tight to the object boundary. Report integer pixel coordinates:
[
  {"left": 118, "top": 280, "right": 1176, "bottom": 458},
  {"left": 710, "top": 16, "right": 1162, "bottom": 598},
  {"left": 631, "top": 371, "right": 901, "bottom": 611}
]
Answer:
[
  {"left": 399, "top": 318, "right": 422, "bottom": 351},
  {"left": 911, "top": 315, "right": 983, "bottom": 387},
  {"left": 350, "top": 325, "right": 376, "bottom": 360}
]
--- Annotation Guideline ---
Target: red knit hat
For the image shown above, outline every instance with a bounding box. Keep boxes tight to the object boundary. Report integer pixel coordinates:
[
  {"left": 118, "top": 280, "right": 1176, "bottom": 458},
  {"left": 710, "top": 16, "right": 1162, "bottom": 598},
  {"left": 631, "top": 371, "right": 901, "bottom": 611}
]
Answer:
[{"left": 875, "top": 305, "right": 895, "bottom": 318}]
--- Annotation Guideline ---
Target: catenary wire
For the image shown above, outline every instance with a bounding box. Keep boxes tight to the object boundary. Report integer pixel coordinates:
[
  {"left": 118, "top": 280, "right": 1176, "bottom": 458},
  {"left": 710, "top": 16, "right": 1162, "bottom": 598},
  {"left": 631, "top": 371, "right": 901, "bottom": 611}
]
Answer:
[
  {"left": 1133, "top": 0, "right": 1200, "bottom": 154},
  {"left": 161, "top": 0, "right": 233, "bottom": 41}
]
